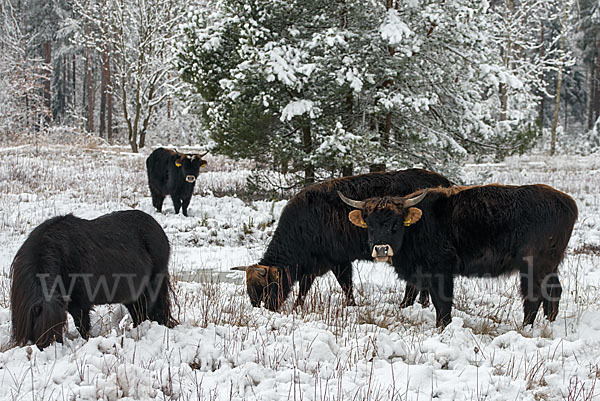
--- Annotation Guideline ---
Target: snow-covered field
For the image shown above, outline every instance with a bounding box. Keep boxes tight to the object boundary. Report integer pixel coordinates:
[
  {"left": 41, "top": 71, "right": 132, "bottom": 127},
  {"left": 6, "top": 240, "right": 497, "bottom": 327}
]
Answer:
[{"left": 0, "top": 143, "right": 599, "bottom": 400}]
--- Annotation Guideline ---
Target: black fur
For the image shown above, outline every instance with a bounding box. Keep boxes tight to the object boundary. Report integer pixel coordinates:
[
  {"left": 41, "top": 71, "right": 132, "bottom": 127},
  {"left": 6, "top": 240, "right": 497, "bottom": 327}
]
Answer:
[
  {"left": 10, "top": 210, "right": 177, "bottom": 349},
  {"left": 358, "top": 184, "right": 578, "bottom": 327},
  {"left": 256, "top": 169, "right": 452, "bottom": 310},
  {"left": 146, "top": 148, "right": 207, "bottom": 216}
]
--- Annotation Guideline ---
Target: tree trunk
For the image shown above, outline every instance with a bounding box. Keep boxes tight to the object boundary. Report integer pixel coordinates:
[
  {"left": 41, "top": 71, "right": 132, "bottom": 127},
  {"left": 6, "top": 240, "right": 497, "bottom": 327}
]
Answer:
[
  {"left": 369, "top": 163, "right": 386, "bottom": 172},
  {"left": 302, "top": 123, "right": 314, "bottom": 186},
  {"left": 499, "top": 83, "right": 508, "bottom": 121},
  {"left": 342, "top": 165, "right": 353, "bottom": 176},
  {"left": 107, "top": 51, "right": 113, "bottom": 144},
  {"left": 595, "top": 40, "right": 600, "bottom": 124},
  {"left": 589, "top": 66, "right": 595, "bottom": 130},
  {"left": 86, "top": 40, "right": 94, "bottom": 133},
  {"left": 72, "top": 55, "right": 76, "bottom": 109},
  {"left": 550, "top": 67, "right": 563, "bottom": 156},
  {"left": 550, "top": 1, "right": 567, "bottom": 156},
  {"left": 538, "top": 21, "right": 545, "bottom": 127},
  {"left": 100, "top": 0, "right": 112, "bottom": 142},
  {"left": 99, "top": 50, "right": 107, "bottom": 137},
  {"left": 499, "top": 0, "right": 514, "bottom": 122},
  {"left": 99, "top": 41, "right": 111, "bottom": 139},
  {"left": 563, "top": 91, "right": 568, "bottom": 132},
  {"left": 42, "top": 40, "right": 51, "bottom": 122},
  {"left": 63, "top": 55, "right": 67, "bottom": 113},
  {"left": 381, "top": 0, "right": 395, "bottom": 146}
]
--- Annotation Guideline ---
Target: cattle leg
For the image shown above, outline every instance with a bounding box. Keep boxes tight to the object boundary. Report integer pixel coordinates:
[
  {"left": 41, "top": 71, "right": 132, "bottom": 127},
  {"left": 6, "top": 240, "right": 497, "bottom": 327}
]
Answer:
[
  {"left": 429, "top": 275, "right": 454, "bottom": 328},
  {"left": 69, "top": 305, "right": 91, "bottom": 339},
  {"left": 399, "top": 283, "right": 418, "bottom": 308},
  {"left": 331, "top": 264, "right": 356, "bottom": 306},
  {"left": 172, "top": 197, "right": 182, "bottom": 214},
  {"left": 542, "top": 273, "right": 562, "bottom": 322},
  {"left": 181, "top": 196, "right": 191, "bottom": 217},
  {"left": 520, "top": 271, "right": 543, "bottom": 326},
  {"left": 147, "top": 276, "right": 177, "bottom": 328},
  {"left": 293, "top": 275, "right": 315, "bottom": 308},
  {"left": 125, "top": 297, "right": 149, "bottom": 327},
  {"left": 150, "top": 187, "right": 165, "bottom": 212},
  {"left": 419, "top": 289, "right": 430, "bottom": 307}
]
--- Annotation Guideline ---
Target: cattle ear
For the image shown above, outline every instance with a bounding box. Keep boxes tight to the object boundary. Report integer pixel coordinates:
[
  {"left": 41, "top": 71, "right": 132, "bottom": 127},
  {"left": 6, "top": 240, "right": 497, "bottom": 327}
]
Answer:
[
  {"left": 248, "top": 266, "right": 267, "bottom": 277},
  {"left": 267, "top": 266, "right": 280, "bottom": 281},
  {"left": 348, "top": 210, "right": 367, "bottom": 228},
  {"left": 404, "top": 207, "right": 422, "bottom": 226}
]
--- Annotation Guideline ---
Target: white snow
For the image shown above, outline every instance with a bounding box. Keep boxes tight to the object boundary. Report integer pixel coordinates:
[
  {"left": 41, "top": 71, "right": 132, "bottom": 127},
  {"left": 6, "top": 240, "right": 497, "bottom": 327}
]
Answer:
[
  {"left": 380, "top": 9, "right": 413, "bottom": 46},
  {"left": 280, "top": 99, "right": 317, "bottom": 121},
  {"left": 0, "top": 144, "right": 599, "bottom": 400}
]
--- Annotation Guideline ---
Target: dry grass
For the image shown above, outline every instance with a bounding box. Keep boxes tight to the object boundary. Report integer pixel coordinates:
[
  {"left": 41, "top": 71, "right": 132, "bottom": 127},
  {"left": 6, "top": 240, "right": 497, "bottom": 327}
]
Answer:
[{"left": 1, "top": 142, "right": 600, "bottom": 400}]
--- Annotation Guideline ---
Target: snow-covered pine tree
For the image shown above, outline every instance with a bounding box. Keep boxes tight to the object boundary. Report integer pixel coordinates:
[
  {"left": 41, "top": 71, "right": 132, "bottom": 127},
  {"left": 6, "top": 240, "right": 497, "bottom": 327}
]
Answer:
[{"left": 177, "top": 0, "right": 553, "bottom": 188}]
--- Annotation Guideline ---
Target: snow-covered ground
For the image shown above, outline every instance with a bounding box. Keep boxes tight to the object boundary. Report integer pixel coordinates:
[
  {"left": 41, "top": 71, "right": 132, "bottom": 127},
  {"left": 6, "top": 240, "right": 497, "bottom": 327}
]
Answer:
[{"left": 0, "top": 144, "right": 599, "bottom": 400}]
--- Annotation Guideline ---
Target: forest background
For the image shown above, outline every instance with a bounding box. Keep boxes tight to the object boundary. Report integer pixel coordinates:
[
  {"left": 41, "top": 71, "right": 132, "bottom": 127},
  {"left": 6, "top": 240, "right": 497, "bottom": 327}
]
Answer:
[{"left": 1, "top": 0, "right": 599, "bottom": 194}]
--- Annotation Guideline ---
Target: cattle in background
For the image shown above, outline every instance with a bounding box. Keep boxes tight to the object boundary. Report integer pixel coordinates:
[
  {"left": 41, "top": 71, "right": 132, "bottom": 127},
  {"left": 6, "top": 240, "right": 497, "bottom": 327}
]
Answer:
[
  {"left": 231, "top": 169, "right": 452, "bottom": 311},
  {"left": 339, "top": 184, "right": 578, "bottom": 327},
  {"left": 10, "top": 210, "right": 177, "bottom": 349},
  {"left": 146, "top": 148, "right": 208, "bottom": 217}
]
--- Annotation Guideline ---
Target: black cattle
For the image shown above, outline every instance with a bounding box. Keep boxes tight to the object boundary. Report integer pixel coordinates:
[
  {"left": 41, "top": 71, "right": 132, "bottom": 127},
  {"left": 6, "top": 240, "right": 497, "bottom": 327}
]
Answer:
[
  {"left": 10, "top": 210, "right": 177, "bottom": 349},
  {"left": 146, "top": 147, "right": 208, "bottom": 217},
  {"left": 340, "top": 184, "right": 578, "bottom": 327},
  {"left": 231, "top": 169, "right": 452, "bottom": 311}
]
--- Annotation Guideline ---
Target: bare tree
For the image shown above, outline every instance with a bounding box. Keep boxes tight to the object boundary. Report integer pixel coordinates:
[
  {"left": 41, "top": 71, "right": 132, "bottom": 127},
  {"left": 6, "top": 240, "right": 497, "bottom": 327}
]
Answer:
[
  {"left": 0, "top": 0, "right": 51, "bottom": 135},
  {"left": 78, "top": 0, "right": 185, "bottom": 152},
  {"left": 550, "top": 0, "right": 571, "bottom": 155}
]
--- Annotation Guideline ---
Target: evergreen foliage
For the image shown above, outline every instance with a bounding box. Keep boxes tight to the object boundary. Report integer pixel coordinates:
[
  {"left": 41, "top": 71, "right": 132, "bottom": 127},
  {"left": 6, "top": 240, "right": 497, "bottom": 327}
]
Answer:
[{"left": 177, "top": 0, "right": 556, "bottom": 187}]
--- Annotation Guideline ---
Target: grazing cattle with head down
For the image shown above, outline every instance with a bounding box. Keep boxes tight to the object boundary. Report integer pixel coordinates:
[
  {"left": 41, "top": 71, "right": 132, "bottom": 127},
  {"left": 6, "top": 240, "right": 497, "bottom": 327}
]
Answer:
[
  {"left": 10, "top": 210, "right": 177, "bottom": 349},
  {"left": 339, "top": 184, "right": 578, "bottom": 327},
  {"left": 146, "top": 147, "right": 208, "bottom": 216},
  {"left": 231, "top": 169, "right": 452, "bottom": 311}
]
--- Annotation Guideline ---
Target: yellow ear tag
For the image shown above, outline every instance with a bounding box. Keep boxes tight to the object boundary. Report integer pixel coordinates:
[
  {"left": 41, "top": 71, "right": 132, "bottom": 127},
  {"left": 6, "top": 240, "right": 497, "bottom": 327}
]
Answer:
[
  {"left": 201, "top": 163, "right": 207, "bottom": 168},
  {"left": 404, "top": 218, "right": 412, "bottom": 227},
  {"left": 274, "top": 271, "right": 279, "bottom": 280},
  {"left": 175, "top": 162, "right": 182, "bottom": 167},
  {"left": 359, "top": 221, "right": 367, "bottom": 228}
]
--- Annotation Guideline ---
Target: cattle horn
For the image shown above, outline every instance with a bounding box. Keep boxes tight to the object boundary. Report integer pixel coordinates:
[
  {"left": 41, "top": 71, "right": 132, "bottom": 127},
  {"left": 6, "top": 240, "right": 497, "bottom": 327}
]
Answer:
[
  {"left": 404, "top": 189, "right": 429, "bottom": 208},
  {"left": 230, "top": 266, "right": 247, "bottom": 271},
  {"left": 199, "top": 150, "right": 209, "bottom": 158},
  {"left": 338, "top": 191, "right": 365, "bottom": 209}
]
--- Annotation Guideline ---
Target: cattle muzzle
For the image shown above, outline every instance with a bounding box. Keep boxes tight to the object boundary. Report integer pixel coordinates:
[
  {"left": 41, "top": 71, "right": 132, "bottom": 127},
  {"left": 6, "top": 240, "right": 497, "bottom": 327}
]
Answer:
[
  {"left": 185, "top": 175, "right": 196, "bottom": 183},
  {"left": 372, "top": 244, "right": 394, "bottom": 263}
]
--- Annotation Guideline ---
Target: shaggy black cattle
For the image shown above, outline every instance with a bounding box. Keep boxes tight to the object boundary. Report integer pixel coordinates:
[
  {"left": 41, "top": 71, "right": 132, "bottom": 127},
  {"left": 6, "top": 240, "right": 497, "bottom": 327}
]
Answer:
[
  {"left": 146, "top": 147, "right": 208, "bottom": 216},
  {"left": 231, "top": 169, "right": 452, "bottom": 311},
  {"left": 339, "top": 184, "right": 578, "bottom": 327},
  {"left": 10, "top": 210, "right": 177, "bottom": 349}
]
